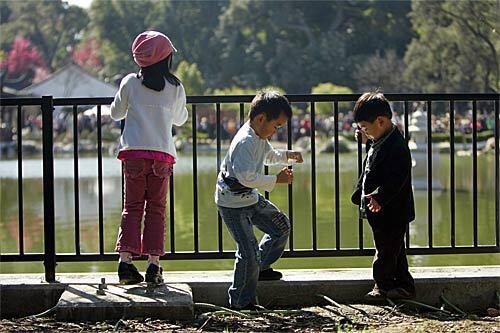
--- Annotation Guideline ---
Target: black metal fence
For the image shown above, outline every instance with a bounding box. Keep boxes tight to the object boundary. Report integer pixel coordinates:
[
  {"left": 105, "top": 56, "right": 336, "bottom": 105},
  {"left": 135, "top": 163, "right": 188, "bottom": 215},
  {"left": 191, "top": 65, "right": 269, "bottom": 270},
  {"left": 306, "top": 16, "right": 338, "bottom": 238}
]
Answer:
[{"left": 1, "top": 93, "right": 499, "bottom": 282}]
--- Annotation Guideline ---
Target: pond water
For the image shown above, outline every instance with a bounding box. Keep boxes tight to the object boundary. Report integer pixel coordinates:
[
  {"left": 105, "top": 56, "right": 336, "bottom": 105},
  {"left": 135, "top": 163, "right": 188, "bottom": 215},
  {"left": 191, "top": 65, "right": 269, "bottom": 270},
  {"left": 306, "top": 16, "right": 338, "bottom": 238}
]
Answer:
[{"left": 0, "top": 152, "right": 497, "bottom": 273}]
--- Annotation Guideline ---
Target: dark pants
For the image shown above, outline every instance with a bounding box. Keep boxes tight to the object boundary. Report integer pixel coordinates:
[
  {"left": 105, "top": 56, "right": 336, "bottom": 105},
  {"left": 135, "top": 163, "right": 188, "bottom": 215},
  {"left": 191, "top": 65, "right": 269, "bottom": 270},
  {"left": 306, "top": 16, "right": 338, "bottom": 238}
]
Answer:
[{"left": 370, "top": 222, "right": 415, "bottom": 293}]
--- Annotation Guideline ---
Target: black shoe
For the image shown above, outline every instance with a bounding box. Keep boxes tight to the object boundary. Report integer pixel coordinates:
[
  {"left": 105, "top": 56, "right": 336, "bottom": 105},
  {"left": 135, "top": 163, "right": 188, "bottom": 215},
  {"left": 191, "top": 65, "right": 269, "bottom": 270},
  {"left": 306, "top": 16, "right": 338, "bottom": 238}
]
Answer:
[
  {"left": 386, "top": 287, "right": 415, "bottom": 299},
  {"left": 364, "top": 287, "right": 387, "bottom": 301},
  {"left": 258, "top": 268, "right": 283, "bottom": 281},
  {"left": 145, "top": 264, "right": 164, "bottom": 285},
  {"left": 118, "top": 262, "right": 144, "bottom": 285}
]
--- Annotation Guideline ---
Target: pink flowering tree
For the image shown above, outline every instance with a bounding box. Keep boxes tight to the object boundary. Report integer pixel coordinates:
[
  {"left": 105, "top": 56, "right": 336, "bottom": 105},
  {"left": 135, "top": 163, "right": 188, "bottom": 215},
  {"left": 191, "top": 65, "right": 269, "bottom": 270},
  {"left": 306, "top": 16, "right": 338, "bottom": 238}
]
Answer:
[
  {"left": 72, "top": 38, "right": 103, "bottom": 72},
  {"left": 1, "top": 36, "right": 48, "bottom": 89}
]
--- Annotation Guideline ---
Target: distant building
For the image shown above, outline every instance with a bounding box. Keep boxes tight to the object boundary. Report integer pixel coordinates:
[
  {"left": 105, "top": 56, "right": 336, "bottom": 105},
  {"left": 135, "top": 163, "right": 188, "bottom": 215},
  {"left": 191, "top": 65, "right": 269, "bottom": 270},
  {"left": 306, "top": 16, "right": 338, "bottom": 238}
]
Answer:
[{"left": 22, "top": 63, "right": 117, "bottom": 98}]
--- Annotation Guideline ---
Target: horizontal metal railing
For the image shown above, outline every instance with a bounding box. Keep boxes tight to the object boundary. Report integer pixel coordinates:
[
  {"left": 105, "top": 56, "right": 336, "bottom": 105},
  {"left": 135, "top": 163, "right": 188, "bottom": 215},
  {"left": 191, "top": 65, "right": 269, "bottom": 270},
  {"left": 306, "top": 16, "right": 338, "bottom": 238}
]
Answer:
[{"left": 0, "top": 93, "right": 498, "bottom": 282}]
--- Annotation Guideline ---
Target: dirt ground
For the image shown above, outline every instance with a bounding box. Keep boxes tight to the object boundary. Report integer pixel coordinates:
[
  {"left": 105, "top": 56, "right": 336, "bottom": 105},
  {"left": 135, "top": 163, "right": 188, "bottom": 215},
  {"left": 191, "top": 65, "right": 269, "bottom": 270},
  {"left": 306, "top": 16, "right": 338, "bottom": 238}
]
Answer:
[{"left": 1, "top": 303, "right": 499, "bottom": 332}]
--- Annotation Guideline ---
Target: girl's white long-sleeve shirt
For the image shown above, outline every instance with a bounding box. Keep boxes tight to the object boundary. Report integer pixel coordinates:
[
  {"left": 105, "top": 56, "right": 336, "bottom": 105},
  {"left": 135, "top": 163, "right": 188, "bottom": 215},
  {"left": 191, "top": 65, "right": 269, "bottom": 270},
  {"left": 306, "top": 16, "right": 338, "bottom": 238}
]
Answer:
[
  {"left": 215, "top": 121, "right": 291, "bottom": 208},
  {"left": 110, "top": 73, "right": 188, "bottom": 158}
]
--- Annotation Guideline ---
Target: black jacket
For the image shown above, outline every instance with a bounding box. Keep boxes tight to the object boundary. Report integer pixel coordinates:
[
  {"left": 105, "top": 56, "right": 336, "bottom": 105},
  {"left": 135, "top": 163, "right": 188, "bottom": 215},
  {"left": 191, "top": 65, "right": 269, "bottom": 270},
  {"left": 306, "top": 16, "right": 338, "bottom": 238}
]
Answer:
[{"left": 351, "top": 128, "right": 415, "bottom": 226}]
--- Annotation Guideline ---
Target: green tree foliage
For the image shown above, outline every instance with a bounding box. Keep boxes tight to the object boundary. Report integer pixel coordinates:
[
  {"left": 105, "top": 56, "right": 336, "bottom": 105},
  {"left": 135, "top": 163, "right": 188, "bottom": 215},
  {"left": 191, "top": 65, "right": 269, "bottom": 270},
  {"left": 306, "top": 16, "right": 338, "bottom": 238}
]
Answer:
[
  {"left": 310, "top": 82, "right": 353, "bottom": 115},
  {"left": 312, "top": 82, "right": 353, "bottom": 95},
  {"left": 88, "top": 0, "right": 225, "bottom": 82},
  {"left": 3, "top": 0, "right": 495, "bottom": 95},
  {"left": 210, "top": 85, "right": 286, "bottom": 112},
  {"left": 0, "top": 0, "right": 89, "bottom": 71},
  {"left": 213, "top": 0, "right": 412, "bottom": 93},
  {"left": 146, "top": 0, "right": 226, "bottom": 82},
  {"left": 404, "top": 0, "right": 499, "bottom": 92},
  {"left": 214, "top": 0, "right": 348, "bottom": 92},
  {"left": 175, "top": 61, "right": 206, "bottom": 95},
  {"left": 88, "top": 0, "right": 154, "bottom": 76},
  {"left": 211, "top": 85, "right": 285, "bottom": 96},
  {"left": 354, "top": 50, "right": 406, "bottom": 92},
  {"left": 347, "top": 0, "right": 414, "bottom": 58},
  {"left": 210, "top": 86, "right": 261, "bottom": 112}
]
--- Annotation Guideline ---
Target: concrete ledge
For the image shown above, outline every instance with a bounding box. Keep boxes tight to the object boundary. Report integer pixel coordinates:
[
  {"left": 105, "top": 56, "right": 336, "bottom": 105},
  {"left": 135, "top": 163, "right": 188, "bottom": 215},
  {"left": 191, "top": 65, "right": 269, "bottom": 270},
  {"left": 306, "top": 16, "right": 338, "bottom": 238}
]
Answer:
[
  {"left": 1, "top": 266, "right": 498, "bottom": 318},
  {"left": 177, "top": 267, "right": 500, "bottom": 311},
  {"left": 0, "top": 283, "right": 66, "bottom": 317}
]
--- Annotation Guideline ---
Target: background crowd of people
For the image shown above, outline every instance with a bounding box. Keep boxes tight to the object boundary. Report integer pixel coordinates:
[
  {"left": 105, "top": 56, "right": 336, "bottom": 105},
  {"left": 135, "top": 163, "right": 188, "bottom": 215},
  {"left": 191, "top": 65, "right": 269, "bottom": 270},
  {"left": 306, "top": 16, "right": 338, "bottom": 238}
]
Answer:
[{"left": 0, "top": 106, "right": 496, "bottom": 154}]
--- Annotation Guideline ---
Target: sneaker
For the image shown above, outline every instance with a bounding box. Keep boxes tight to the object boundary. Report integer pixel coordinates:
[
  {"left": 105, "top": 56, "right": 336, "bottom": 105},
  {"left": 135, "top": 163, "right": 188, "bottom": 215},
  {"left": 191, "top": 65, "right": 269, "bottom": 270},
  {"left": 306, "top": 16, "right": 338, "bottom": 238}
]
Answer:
[
  {"left": 386, "top": 287, "right": 415, "bottom": 299},
  {"left": 118, "top": 262, "right": 144, "bottom": 285},
  {"left": 145, "top": 264, "right": 164, "bottom": 285},
  {"left": 364, "top": 287, "right": 387, "bottom": 300},
  {"left": 258, "top": 268, "right": 283, "bottom": 281}
]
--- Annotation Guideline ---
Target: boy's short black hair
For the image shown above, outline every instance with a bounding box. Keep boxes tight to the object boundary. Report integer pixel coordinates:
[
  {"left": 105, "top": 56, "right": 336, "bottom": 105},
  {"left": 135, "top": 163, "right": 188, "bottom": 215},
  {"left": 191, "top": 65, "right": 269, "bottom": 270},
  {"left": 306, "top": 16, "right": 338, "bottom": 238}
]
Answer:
[
  {"left": 249, "top": 91, "right": 292, "bottom": 121},
  {"left": 353, "top": 92, "right": 392, "bottom": 123}
]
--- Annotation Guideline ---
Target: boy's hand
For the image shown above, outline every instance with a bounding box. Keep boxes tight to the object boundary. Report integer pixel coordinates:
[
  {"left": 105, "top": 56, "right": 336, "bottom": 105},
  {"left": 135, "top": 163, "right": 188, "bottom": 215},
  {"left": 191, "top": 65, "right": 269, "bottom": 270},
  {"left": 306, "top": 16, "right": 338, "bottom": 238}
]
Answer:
[
  {"left": 365, "top": 194, "right": 381, "bottom": 213},
  {"left": 287, "top": 151, "right": 303, "bottom": 163},
  {"left": 276, "top": 167, "right": 293, "bottom": 184},
  {"left": 355, "top": 128, "right": 368, "bottom": 144}
]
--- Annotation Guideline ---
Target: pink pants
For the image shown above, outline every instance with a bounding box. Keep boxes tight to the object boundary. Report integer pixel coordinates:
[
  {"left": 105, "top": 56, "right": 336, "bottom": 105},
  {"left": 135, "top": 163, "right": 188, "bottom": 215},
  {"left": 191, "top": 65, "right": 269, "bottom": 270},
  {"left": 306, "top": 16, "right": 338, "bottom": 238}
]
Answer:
[{"left": 115, "top": 159, "right": 173, "bottom": 256}]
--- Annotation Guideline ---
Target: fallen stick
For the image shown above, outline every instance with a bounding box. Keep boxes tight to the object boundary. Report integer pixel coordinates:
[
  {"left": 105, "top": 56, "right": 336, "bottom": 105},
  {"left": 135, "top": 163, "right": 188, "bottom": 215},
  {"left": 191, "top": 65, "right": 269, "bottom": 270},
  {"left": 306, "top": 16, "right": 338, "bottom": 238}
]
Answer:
[
  {"left": 195, "top": 302, "right": 251, "bottom": 318},
  {"left": 343, "top": 303, "right": 378, "bottom": 320},
  {"left": 317, "top": 294, "right": 342, "bottom": 308},
  {"left": 396, "top": 299, "right": 453, "bottom": 315},
  {"left": 197, "top": 316, "right": 212, "bottom": 332},
  {"left": 205, "top": 309, "right": 301, "bottom": 317},
  {"left": 322, "top": 306, "right": 355, "bottom": 325},
  {"left": 28, "top": 305, "right": 59, "bottom": 318},
  {"left": 317, "top": 294, "right": 355, "bottom": 325},
  {"left": 386, "top": 298, "right": 397, "bottom": 307},
  {"left": 440, "top": 294, "right": 466, "bottom": 316},
  {"left": 113, "top": 318, "right": 127, "bottom": 331}
]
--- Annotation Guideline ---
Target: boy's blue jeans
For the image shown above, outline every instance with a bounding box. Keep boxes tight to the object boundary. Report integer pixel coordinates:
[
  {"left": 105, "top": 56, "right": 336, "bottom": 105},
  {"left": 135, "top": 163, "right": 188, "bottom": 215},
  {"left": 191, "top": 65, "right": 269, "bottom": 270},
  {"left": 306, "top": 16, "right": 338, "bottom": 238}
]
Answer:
[{"left": 218, "top": 195, "right": 291, "bottom": 308}]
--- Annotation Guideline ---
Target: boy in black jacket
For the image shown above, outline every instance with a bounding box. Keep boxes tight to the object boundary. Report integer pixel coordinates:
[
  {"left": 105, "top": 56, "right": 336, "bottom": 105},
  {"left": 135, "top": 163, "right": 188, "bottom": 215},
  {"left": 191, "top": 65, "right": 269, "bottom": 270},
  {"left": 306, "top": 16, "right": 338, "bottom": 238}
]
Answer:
[{"left": 351, "top": 92, "right": 416, "bottom": 300}]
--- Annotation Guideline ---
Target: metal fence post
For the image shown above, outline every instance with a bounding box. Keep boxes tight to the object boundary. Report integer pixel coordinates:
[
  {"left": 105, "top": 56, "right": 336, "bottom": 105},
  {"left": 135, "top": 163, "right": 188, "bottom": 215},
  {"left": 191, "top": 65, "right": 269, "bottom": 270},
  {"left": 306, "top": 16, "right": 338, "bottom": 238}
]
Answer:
[{"left": 41, "top": 95, "right": 56, "bottom": 282}]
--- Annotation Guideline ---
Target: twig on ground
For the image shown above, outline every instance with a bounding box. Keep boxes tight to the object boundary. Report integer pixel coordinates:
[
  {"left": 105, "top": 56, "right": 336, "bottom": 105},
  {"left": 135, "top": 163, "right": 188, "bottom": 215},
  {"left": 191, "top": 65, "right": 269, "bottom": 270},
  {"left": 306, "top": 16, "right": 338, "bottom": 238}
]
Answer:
[
  {"left": 195, "top": 302, "right": 251, "bottom": 318},
  {"left": 386, "top": 298, "right": 397, "bottom": 307},
  {"left": 317, "top": 294, "right": 379, "bottom": 324},
  {"left": 253, "top": 309, "right": 302, "bottom": 316},
  {"left": 204, "top": 308, "right": 301, "bottom": 318},
  {"left": 198, "top": 316, "right": 212, "bottom": 332},
  {"left": 141, "top": 321, "right": 160, "bottom": 330},
  {"left": 317, "top": 294, "right": 342, "bottom": 308},
  {"left": 113, "top": 318, "right": 126, "bottom": 331},
  {"left": 317, "top": 294, "right": 356, "bottom": 325},
  {"left": 381, "top": 300, "right": 405, "bottom": 320},
  {"left": 397, "top": 299, "right": 454, "bottom": 315},
  {"left": 440, "top": 294, "right": 466, "bottom": 316},
  {"left": 321, "top": 306, "right": 354, "bottom": 325},
  {"left": 342, "top": 303, "right": 377, "bottom": 320},
  {"left": 28, "top": 305, "right": 59, "bottom": 318}
]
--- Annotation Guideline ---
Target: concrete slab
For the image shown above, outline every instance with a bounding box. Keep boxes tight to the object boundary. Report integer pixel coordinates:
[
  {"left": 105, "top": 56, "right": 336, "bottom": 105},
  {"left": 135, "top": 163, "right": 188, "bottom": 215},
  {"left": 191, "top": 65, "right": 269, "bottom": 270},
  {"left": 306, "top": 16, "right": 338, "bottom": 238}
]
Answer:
[
  {"left": 56, "top": 283, "right": 193, "bottom": 321},
  {"left": 1, "top": 266, "right": 498, "bottom": 318}
]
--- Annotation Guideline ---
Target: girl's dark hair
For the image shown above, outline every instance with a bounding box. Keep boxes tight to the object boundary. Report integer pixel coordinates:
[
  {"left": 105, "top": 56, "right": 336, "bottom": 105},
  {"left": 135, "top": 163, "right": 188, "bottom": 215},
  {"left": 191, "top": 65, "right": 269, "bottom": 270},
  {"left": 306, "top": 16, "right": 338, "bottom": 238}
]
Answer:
[
  {"left": 353, "top": 92, "right": 392, "bottom": 123},
  {"left": 136, "top": 54, "right": 181, "bottom": 91}
]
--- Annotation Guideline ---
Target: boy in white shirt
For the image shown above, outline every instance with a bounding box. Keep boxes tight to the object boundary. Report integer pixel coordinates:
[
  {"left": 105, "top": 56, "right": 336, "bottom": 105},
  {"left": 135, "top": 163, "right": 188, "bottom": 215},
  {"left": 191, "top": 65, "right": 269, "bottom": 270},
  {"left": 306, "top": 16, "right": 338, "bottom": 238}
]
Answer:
[{"left": 215, "top": 91, "right": 303, "bottom": 310}]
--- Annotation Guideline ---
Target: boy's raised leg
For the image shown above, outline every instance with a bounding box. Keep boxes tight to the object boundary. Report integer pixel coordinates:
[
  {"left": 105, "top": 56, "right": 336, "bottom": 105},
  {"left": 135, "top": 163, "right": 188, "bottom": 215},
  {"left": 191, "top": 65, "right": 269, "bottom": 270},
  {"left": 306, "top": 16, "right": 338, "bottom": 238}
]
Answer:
[{"left": 252, "top": 196, "right": 290, "bottom": 275}]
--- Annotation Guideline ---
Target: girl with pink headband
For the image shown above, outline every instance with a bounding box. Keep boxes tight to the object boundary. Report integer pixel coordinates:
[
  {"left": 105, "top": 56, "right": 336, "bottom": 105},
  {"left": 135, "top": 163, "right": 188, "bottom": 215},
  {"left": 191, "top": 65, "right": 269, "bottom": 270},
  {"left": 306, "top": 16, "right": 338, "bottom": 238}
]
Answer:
[{"left": 110, "top": 31, "right": 188, "bottom": 285}]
